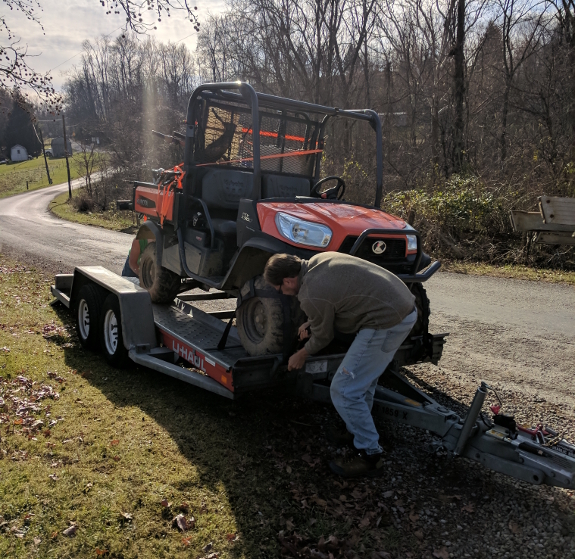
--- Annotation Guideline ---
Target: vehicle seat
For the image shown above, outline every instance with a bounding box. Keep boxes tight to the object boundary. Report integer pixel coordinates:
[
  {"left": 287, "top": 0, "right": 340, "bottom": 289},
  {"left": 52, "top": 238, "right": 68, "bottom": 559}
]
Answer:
[
  {"left": 261, "top": 174, "right": 310, "bottom": 199},
  {"left": 201, "top": 169, "right": 253, "bottom": 210},
  {"left": 198, "top": 169, "right": 253, "bottom": 244}
]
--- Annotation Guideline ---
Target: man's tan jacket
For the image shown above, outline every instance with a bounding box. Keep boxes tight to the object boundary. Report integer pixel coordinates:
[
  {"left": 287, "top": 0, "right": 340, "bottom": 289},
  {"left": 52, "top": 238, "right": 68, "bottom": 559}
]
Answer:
[{"left": 298, "top": 252, "right": 416, "bottom": 355}]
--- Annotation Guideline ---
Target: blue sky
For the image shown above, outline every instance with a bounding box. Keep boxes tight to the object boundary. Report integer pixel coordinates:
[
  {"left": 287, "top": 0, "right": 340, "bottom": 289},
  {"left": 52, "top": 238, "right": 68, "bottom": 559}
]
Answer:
[{"left": 6, "top": 0, "right": 227, "bottom": 90}]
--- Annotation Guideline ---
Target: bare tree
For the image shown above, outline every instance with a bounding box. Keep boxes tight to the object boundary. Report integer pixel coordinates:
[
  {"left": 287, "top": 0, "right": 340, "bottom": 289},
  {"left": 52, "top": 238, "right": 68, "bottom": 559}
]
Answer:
[
  {"left": 0, "top": 0, "right": 61, "bottom": 109},
  {"left": 497, "top": 0, "right": 550, "bottom": 162},
  {"left": 74, "top": 141, "right": 99, "bottom": 197},
  {"left": 1, "top": 0, "right": 200, "bottom": 110}
]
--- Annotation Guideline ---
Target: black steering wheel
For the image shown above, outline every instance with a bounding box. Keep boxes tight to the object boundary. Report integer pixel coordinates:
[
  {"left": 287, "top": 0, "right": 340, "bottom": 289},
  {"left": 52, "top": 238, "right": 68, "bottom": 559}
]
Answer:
[{"left": 311, "top": 176, "right": 346, "bottom": 200}]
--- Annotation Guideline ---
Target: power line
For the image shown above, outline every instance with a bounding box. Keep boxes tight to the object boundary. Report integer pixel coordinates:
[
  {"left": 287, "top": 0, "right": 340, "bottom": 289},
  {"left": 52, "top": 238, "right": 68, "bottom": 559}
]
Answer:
[
  {"left": 176, "top": 31, "right": 196, "bottom": 44},
  {"left": 48, "top": 25, "right": 124, "bottom": 72}
]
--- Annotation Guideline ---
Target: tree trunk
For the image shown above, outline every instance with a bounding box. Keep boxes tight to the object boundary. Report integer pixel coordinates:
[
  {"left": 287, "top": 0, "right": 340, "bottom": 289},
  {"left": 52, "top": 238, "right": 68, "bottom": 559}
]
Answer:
[
  {"left": 500, "top": 80, "right": 511, "bottom": 163},
  {"left": 431, "top": 95, "right": 440, "bottom": 168},
  {"left": 452, "top": 0, "right": 466, "bottom": 173}
]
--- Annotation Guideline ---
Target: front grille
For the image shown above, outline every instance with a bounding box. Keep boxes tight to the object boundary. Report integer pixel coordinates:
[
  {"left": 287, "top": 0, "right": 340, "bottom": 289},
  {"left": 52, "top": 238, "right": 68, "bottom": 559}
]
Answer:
[{"left": 338, "top": 236, "right": 406, "bottom": 265}]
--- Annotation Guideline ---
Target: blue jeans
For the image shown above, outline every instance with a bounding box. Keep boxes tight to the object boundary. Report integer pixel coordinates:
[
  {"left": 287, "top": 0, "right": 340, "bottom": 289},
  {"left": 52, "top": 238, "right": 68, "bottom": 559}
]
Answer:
[
  {"left": 330, "top": 308, "right": 418, "bottom": 454},
  {"left": 121, "top": 255, "right": 138, "bottom": 278}
]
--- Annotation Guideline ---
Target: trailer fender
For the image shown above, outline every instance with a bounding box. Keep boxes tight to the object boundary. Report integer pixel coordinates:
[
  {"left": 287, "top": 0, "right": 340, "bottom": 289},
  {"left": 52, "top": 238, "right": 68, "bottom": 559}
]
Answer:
[{"left": 69, "top": 267, "right": 158, "bottom": 352}]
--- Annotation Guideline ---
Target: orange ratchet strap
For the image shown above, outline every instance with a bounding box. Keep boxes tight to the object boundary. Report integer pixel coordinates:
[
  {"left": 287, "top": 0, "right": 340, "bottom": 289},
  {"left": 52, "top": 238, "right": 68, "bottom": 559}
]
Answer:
[{"left": 196, "top": 149, "right": 323, "bottom": 168}]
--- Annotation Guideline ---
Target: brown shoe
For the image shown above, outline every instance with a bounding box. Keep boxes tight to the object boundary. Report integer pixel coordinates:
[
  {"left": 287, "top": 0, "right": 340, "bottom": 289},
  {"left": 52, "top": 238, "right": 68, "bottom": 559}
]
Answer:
[{"left": 329, "top": 450, "right": 385, "bottom": 478}]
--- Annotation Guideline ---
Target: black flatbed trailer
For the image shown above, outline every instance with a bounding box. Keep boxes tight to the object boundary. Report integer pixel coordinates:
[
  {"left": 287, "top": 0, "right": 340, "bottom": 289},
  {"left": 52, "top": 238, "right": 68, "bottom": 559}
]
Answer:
[{"left": 51, "top": 267, "right": 575, "bottom": 490}]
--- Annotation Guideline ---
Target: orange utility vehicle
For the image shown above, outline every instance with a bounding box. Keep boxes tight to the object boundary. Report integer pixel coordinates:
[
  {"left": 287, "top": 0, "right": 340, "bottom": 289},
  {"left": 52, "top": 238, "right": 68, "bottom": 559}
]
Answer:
[{"left": 127, "top": 82, "right": 442, "bottom": 362}]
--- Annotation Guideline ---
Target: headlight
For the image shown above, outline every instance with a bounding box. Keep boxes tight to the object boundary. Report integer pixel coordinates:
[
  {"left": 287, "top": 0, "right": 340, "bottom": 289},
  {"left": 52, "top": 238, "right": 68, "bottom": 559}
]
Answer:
[
  {"left": 406, "top": 234, "right": 418, "bottom": 251},
  {"left": 275, "top": 212, "right": 332, "bottom": 248}
]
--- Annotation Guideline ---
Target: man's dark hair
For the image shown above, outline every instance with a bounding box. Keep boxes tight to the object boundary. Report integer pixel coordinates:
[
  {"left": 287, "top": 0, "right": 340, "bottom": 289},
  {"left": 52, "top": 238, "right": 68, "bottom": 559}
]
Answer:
[{"left": 264, "top": 254, "right": 302, "bottom": 286}]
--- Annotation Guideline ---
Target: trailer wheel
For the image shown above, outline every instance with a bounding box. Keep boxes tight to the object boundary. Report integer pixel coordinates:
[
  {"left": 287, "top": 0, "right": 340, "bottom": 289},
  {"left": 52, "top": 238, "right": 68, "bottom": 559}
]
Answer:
[
  {"left": 100, "top": 294, "right": 129, "bottom": 367},
  {"left": 236, "top": 276, "right": 305, "bottom": 356},
  {"left": 75, "top": 284, "right": 106, "bottom": 350},
  {"left": 139, "top": 242, "right": 181, "bottom": 304}
]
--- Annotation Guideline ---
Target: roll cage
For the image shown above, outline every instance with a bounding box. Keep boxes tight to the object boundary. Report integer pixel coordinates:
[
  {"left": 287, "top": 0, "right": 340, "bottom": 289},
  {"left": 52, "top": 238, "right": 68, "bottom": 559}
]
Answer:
[{"left": 182, "top": 82, "right": 384, "bottom": 207}]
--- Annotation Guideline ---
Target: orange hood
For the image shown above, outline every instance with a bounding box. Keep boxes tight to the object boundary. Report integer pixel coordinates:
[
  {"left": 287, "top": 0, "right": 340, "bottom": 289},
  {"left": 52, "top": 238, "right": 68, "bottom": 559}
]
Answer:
[{"left": 257, "top": 201, "right": 410, "bottom": 252}]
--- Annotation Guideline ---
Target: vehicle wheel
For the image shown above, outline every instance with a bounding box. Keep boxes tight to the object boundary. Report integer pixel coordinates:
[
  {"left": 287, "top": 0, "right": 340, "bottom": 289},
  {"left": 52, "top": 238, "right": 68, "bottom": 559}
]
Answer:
[
  {"left": 236, "top": 275, "right": 306, "bottom": 356},
  {"left": 75, "top": 284, "right": 106, "bottom": 350},
  {"left": 100, "top": 294, "right": 129, "bottom": 367},
  {"left": 139, "top": 242, "right": 181, "bottom": 304},
  {"left": 410, "top": 282, "right": 430, "bottom": 337}
]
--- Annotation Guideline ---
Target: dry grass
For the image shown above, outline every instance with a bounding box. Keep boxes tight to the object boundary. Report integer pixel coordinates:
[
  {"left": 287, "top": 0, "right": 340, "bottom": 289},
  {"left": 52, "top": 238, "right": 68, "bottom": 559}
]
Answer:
[{"left": 442, "top": 260, "right": 575, "bottom": 286}]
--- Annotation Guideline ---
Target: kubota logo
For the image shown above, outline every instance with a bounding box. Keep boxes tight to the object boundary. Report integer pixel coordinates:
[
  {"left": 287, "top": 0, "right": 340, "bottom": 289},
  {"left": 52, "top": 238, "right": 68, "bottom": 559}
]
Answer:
[
  {"left": 372, "top": 240, "right": 387, "bottom": 254},
  {"left": 137, "top": 197, "right": 155, "bottom": 209}
]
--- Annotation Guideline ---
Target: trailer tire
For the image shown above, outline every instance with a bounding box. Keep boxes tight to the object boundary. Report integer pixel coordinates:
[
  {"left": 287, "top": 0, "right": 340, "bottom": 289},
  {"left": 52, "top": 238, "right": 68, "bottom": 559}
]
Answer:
[
  {"left": 139, "top": 242, "right": 181, "bottom": 304},
  {"left": 75, "top": 284, "right": 106, "bottom": 350},
  {"left": 236, "top": 276, "right": 305, "bottom": 356},
  {"left": 100, "top": 294, "right": 129, "bottom": 367}
]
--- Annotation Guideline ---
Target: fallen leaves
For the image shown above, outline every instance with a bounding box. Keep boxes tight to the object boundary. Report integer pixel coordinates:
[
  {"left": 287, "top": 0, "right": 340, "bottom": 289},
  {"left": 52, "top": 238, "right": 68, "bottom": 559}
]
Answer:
[
  {"left": 226, "top": 533, "right": 239, "bottom": 542},
  {"left": 432, "top": 547, "right": 449, "bottom": 559},
  {"left": 62, "top": 524, "right": 77, "bottom": 537},
  {"left": 172, "top": 513, "right": 195, "bottom": 532},
  {"left": 509, "top": 519, "right": 522, "bottom": 534}
]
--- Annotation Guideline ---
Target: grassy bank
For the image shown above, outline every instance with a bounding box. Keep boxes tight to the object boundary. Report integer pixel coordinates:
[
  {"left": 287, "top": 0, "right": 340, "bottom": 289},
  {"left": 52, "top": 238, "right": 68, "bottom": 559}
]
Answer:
[
  {"left": 442, "top": 261, "right": 575, "bottom": 286},
  {"left": 49, "top": 190, "right": 135, "bottom": 233},
  {"left": 0, "top": 156, "right": 91, "bottom": 199}
]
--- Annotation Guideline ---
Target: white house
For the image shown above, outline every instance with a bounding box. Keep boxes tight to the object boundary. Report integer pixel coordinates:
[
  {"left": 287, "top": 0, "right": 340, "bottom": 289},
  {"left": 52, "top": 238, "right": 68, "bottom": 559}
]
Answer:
[{"left": 10, "top": 144, "right": 28, "bottom": 162}]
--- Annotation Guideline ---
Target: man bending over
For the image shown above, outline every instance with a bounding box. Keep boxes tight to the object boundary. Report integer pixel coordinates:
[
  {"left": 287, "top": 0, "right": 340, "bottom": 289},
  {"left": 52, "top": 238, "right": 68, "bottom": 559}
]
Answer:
[{"left": 264, "top": 252, "right": 417, "bottom": 478}]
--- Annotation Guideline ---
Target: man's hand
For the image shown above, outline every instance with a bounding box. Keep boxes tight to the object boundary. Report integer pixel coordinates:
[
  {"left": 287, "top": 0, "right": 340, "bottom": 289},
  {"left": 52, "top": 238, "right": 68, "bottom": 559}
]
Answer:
[
  {"left": 288, "top": 347, "right": 309, "bottom": 371},
  {"left": 298, "top": 321, "right": 311, "bottom": 341}
]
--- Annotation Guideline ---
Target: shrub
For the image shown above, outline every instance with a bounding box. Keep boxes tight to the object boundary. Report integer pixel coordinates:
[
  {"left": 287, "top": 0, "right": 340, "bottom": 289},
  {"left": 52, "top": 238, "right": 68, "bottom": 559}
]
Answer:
[
  {"left": 72, "top": 193, "right": 95, "bottom": 213},
  {"left": 381, "top": 175, "right": 575, "bottom": 267}
]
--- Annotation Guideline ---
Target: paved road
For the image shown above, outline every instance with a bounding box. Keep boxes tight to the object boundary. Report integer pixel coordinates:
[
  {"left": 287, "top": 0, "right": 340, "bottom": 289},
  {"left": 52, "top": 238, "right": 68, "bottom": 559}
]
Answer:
[
  {"left": 1, "top": 182, "right": 574, "bottom": 408},
  {"left": 0, "top": 180, "right": 130, "bottom": 274}
]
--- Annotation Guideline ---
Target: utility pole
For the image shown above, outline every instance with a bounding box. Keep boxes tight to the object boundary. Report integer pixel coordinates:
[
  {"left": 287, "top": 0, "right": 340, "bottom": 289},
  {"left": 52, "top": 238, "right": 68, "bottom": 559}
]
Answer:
[
  {"left": 62, "top": 113, "right": 72, "bottom": 199},
  {"left": 34, "top": 124, "right": 52, "bottom": 185}
]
